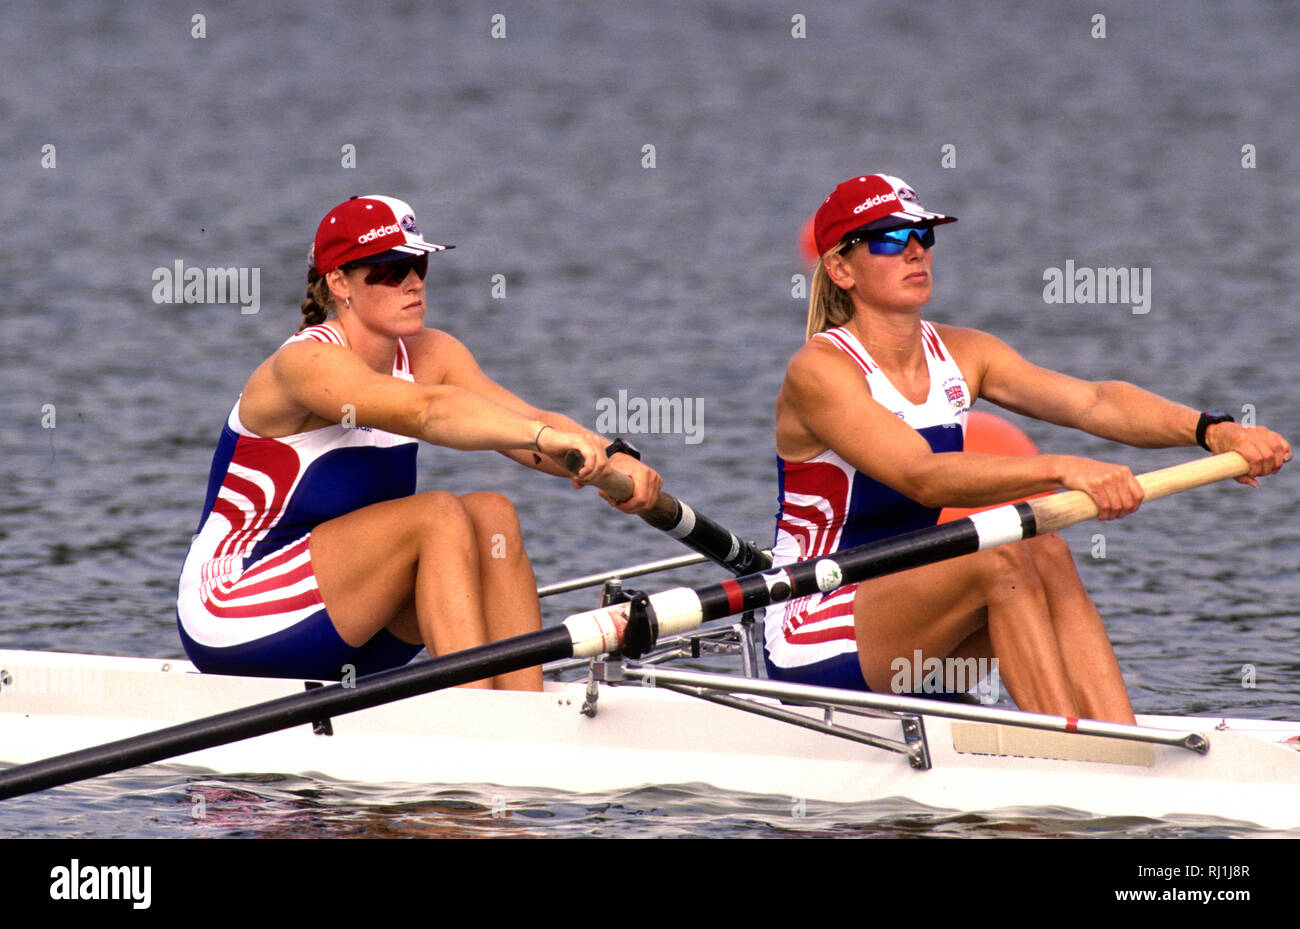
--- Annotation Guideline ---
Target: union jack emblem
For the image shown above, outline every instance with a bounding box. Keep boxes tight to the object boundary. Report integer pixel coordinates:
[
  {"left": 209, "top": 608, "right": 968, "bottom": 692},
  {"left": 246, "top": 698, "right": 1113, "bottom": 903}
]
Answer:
[{"left": 945, "top": 384, "right": 966, "bottom": 408}]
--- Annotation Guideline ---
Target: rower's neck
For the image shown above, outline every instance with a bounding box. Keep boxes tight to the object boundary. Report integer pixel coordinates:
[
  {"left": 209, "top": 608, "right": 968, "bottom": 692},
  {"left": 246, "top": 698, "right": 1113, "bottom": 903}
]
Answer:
[
  {"left": 331, "top": 320, "right": 398, "bottom": 374},
  {"left": 844, "top": 313, "right": 925, "bottom": 370}
]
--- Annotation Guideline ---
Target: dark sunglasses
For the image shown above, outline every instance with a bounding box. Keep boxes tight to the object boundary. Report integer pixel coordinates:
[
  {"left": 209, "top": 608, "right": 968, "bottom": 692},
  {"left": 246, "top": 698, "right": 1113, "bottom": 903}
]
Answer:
[
  {"left": 351, "top": 254, "right": 429, "bottom": 286},
  {"left": 840, "top": 225, "right": 935, "bottom": 256}
]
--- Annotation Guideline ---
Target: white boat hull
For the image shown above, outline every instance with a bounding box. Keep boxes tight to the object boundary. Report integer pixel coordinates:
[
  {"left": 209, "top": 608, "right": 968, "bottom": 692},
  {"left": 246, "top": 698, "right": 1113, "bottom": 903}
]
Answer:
[{"left": 1, "top": 649, "right": 1298, "bottom": 829}]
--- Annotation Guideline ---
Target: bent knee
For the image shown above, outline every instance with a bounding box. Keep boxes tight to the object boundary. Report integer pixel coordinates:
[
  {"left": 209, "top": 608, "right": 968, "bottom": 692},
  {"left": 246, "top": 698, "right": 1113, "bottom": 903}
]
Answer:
[
  {"left": 460, "top": 491, "right": 522, "bottom": 534},
  {"left": 976, "top": 542, "right": 1045, "bottom": 594},
  {"left": 978, "top": 540, "right": 1034, "bottom": 573},
  {"left": 1024, "top": 532, "right": 1074, "bottom": 568},
  {"left": 411, "top": 490, "right": 476, "bottom": 534},
  {"left": 1024, "top": 532, "right": 1090, "bottom": 595}
]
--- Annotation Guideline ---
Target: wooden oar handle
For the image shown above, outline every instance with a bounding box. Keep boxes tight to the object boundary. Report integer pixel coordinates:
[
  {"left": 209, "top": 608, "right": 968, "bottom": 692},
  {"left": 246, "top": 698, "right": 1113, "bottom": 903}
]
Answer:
[
  {"left": 1029, "top": 452, "right": 1250, "bottom": 534},
  {"left": 564, "top": 450, "right": 683, "bottom": 527}
]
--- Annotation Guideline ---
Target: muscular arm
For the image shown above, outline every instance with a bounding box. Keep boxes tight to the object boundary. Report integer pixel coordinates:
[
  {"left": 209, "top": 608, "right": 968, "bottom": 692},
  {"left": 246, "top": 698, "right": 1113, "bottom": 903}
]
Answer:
[
  {"left": 947, "top": 325, "right": 1291, "bottom": 483},
  {"left": 266, "top": 340, "right": 609, "bottom": 482},
  {"left": 411, "top": 329, "right": 663, "bottom": 511},
  {"left": 779, "top": 340, "right": 1098, "bottom": 510},
  {"left": 420, "top": 332, "right": 598, "bottom": 475},
  {"left": 781, "top": 324, "right": 1289, "bottom": 522},
  {"left": 950, "top": 325, "right": 1197, "bottom": 446}
]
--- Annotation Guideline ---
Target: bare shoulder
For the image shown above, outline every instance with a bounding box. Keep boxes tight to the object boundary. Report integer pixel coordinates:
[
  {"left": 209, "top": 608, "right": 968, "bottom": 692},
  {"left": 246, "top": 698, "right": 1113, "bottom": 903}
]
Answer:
[
  {"left": 929, "top": 322, "right": 1007, "bottom": 358},
  {"left": 403, "top": 327, "right": 463, "bottom": 358},
  {"left": 404, "top": 327, "right": 474, "bottom": 383},
  {"left": 784, "top": 335, "right": 864, "bottom": 393},
  {"left": 778, "top": 337, "right": 875, "bottom": 460},
  {"left": 929, "top": 323, "right": 1017, "bottom": 393},
  {"left": 246, "top": 339, "right": 360, "bottom": 436},
  {"left": 778, "top": 339, "right": 843, "bottom": 460},
  {"left": 270, "top": 336, "right": 353, "bottom": 377}
]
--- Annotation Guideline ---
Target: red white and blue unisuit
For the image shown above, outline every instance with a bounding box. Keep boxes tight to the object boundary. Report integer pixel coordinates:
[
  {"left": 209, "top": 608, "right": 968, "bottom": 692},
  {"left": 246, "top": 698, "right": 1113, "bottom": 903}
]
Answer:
[
  {"left": 764, "top": 322, "right": 969, "bottom": 689},
  {"left": 176, "top": 324, "right": 423, "bottom": 680}
]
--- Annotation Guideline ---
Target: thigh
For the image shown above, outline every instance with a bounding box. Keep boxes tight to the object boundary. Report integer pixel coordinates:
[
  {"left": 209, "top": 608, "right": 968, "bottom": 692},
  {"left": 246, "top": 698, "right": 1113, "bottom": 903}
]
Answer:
[
  {"left": 852, "top": 544, "right": 1031, "bottom": 690},
  {"left": 310, "top": 491, "right": 476, "bottom": 646}
]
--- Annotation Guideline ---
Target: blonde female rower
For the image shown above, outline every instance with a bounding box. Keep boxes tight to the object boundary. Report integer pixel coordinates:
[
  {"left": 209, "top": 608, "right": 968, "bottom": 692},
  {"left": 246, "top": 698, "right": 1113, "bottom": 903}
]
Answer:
[
  {"left": 766, "top": 174, "right": 1290, "bottom": 723},
  {"left": 177, "top": 195, "right": 661, "bottom": 691}
]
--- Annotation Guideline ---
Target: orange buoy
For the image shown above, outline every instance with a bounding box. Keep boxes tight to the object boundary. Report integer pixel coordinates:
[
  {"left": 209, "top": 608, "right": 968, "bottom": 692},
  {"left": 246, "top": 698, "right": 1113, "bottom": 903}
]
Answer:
[
  {"left": 938, "top": 411, "right": 1047, "bottom": 523},
  {"left": 799, "top": 214, "right": 819, "bottom": 264}
]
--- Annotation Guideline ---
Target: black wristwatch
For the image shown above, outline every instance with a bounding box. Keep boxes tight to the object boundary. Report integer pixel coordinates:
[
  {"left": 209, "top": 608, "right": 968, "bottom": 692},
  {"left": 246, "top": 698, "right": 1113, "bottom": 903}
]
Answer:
[
  {"left": 1195, "top": 411, "right": 1235, "bottom": 451},
  {"left": 604, "top": 438, "right": 642, "bottom": 460}
]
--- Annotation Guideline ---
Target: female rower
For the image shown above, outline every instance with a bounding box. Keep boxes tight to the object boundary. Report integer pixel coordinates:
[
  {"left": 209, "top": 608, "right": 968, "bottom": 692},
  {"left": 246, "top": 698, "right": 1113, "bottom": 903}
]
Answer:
[
  {"left": 177, "top": 194, "right": 661, "bottom": 691},
  {"left": 767, "top": 174, "right": 1291, "bottom": 723}
]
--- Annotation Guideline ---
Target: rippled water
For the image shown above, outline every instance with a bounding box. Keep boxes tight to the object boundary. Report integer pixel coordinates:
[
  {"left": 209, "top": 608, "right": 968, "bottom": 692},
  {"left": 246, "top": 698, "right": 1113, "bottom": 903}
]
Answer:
[
  {"left": 2, "top": 0, "right": 1298, "bottom": 838},
  {"left": 4, "top": 772, "right": 1296, "bottom": 841}
]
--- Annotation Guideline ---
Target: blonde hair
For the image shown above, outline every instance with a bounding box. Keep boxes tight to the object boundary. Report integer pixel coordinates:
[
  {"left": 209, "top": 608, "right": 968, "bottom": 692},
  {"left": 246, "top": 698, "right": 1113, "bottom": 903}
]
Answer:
[{"left": 805, "top": 255, "right": 856, "bottom": 341}]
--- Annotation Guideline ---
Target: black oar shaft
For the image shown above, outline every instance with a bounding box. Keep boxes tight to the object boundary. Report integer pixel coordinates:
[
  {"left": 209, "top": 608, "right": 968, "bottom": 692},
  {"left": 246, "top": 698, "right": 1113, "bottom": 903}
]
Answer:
[
  {"left": 566, "top": 450, "right": 770, "bottom": 576},
  {"left": 0, "top": 627, "right": 574, "bottom": 801},
  {"left": 692, "top": 504, "right": 1035, "bottom": 624},
  {"left": 645, "top": 494, "right": 771, "bottom": 576}
]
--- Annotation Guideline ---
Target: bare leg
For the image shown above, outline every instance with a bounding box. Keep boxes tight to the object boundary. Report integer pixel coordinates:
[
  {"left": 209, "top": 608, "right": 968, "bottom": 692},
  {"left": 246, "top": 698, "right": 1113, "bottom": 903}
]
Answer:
[
  {"left": 308, "top": 490, "right": 542, "bottom": 691},
  {"left": 1023, "top": 534, "right": 1135, "bottom": 723},
  {"left": 459, "top": 492, "right": 543, "bottom": 692},
  {"left": 949, "top": 623, "right": 993, "bottom": 663},
  {"left": 854, "top": 543, "right": 1080, "bottom": 717},
  {"left": 946, "top": 621, "right": 995, "bottom": 697},
  {"left": 854, "top": 539, "right": 1133, "bottom": 723}
]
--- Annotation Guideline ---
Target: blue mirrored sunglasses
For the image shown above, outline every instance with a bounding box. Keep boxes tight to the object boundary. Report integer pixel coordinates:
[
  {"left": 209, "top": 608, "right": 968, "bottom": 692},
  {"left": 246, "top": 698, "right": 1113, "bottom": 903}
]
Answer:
[{"left": 840, "top": 225, "right": 935, "bottom": 256}]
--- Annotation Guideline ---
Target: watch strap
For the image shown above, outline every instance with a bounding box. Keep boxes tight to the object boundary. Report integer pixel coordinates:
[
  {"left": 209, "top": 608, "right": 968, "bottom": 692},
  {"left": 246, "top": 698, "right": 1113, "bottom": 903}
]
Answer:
[
  {"left": 604, "top": 438, "right": 642, "bottom": 461},
  {"left": 1195, "top": 411, "right": 1234, "bottom": 452}
]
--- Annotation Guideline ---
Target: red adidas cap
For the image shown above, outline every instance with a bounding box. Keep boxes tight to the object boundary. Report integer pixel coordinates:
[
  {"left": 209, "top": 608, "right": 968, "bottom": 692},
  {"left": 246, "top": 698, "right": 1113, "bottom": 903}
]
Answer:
[
  {"left": 813, "top": 174, "right": 956, "bottom": 257},
  {"left": 311, "top": 195, "right": 452, "bottom": 274}
]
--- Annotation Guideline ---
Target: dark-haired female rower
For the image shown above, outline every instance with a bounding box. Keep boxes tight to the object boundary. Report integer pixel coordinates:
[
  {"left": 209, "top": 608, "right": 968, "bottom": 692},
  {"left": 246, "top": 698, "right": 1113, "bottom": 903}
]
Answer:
[
  {"left": 766, "top": 174, "right": 1290, "bottom": 723},
  {"left": 177, "top": 194, "right": 661, "bottom": 690}
]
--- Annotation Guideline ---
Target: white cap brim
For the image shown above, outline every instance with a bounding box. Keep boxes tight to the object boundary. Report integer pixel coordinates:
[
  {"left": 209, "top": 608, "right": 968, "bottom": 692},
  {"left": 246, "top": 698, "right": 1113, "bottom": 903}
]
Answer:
[{"left": 393, "top": 240, "right": 453, "bottom": 254}]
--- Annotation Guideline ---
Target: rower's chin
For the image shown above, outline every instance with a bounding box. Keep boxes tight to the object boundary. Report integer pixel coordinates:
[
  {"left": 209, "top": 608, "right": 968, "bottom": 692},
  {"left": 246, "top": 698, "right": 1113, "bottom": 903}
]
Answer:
[
  {"left": 887, "top": 288, "right": 930, "bottom": 313},
  {"left": 903, "top": 284, "right": 931, "bottom": 307},
  {"left": 396, "top": 309, "right": 427, "bottom": 333}
]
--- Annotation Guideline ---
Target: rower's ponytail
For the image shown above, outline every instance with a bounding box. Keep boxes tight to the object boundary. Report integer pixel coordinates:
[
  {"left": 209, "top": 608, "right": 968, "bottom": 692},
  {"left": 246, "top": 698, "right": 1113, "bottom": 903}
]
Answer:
[
  {"left": 299, "top": 265, "right": 333, "bottom": 331},
  {"left": 805, "top": 257, "right": 855, "bottom": 341}
]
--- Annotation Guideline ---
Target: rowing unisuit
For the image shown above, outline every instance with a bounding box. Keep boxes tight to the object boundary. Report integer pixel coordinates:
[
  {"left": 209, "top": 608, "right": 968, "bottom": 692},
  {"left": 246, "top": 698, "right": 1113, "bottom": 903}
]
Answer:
[
  {"left": 176, "top": 324, "right": 423, "bottom": 679},
  {"left": 764, "top": 321, "right": 969, "bottom": 688}
]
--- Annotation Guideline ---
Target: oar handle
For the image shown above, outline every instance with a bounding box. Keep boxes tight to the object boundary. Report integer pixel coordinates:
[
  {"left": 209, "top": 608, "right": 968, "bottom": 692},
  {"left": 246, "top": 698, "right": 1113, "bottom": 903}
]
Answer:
[
  {"left": 564, "top": 450, "right": 770, "bottom": 575},
  {"left": 1028, "top": 452, "right": 1250, "bottom": 534},
  {"left": 565, "top": 450, "right": 680, "bottom": 525}
]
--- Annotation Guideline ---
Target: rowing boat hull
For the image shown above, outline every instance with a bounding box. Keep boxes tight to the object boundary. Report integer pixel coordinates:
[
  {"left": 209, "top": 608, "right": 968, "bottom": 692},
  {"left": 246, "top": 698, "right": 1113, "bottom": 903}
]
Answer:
[{"left": 1, "top": 649, "right": 1298, "bottom": 829}]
